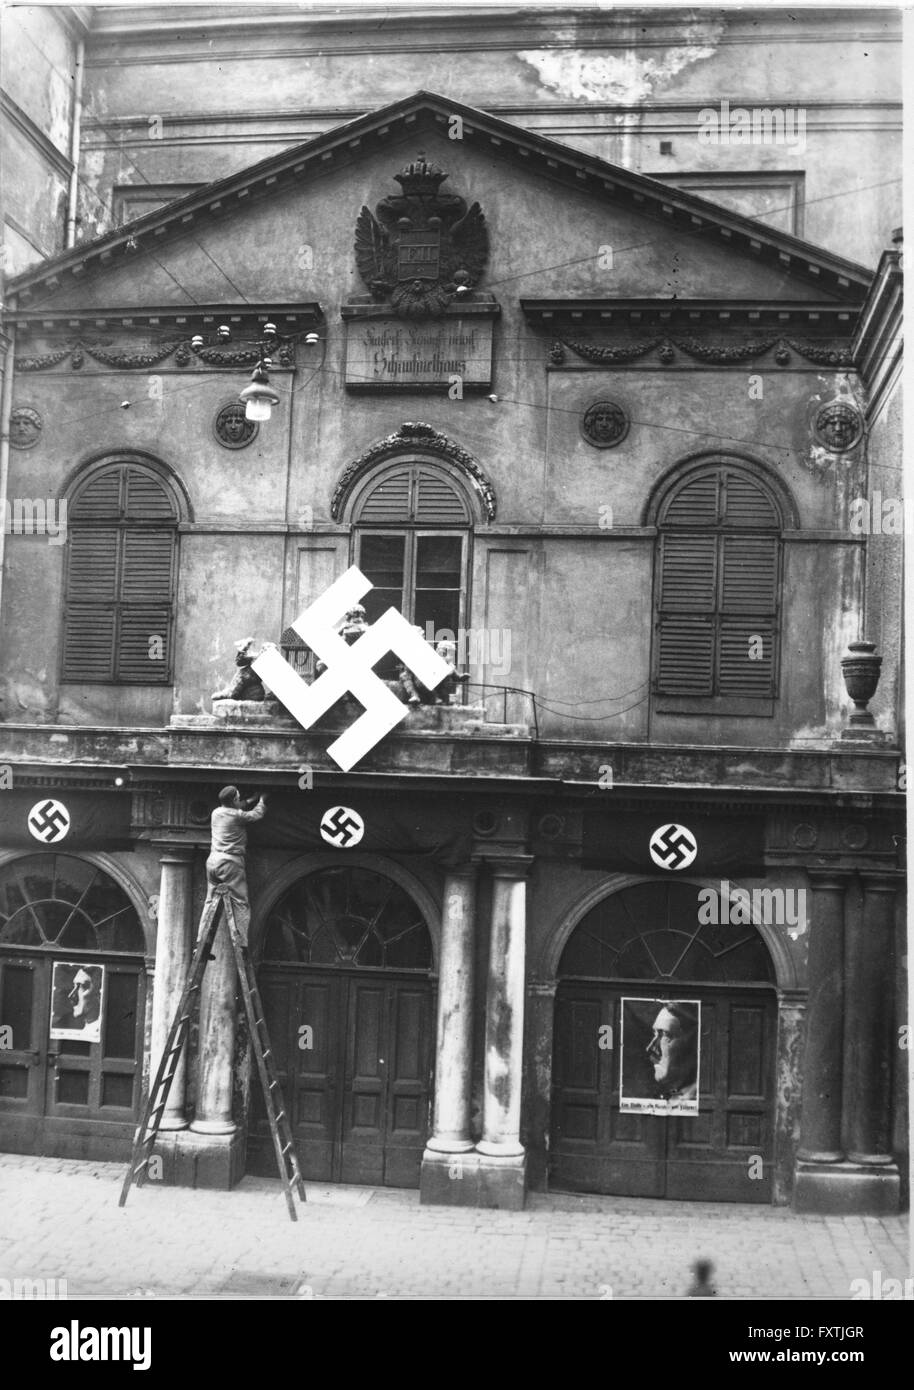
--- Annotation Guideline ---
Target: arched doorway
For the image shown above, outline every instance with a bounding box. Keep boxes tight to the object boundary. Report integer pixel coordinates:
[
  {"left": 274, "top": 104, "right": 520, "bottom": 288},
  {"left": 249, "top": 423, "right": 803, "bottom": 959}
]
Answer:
[
  {"left": 250, "top": 865, "right": 436, "bottom": 1188},
  {"left": 551, "top": 880, "right": 778, "bottom": 1202},
  {"left": 0, "top": 854, "right": 147, "bottom": 1159}
]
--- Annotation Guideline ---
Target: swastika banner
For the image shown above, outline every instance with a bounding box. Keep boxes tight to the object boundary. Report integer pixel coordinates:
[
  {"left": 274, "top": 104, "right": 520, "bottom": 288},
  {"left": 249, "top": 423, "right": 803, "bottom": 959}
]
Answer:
[
  {"left": 581, "top": 812, "right": 764, "bottom": 875},
  {"left": 248, "top": 793, "right": 472, "bottom": 866},
  {"left": 0, "top": 792, "right": 133, "bottom": 849}
]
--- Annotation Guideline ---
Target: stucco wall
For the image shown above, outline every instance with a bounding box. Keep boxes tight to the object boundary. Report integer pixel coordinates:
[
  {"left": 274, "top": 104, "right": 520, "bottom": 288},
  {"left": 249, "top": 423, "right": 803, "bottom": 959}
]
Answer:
[
  {"left": 74, "top": 6, "right": 901, "bottom": 265},
  {"left": 2, "top": 122, "right": 888, "bottom": 744}
]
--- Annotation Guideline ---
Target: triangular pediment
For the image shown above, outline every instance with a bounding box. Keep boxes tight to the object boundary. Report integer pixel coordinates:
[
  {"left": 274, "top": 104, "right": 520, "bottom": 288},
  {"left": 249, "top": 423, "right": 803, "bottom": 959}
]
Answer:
[{"left": 6, "top": 90, "right": 871, "bottom": 318}]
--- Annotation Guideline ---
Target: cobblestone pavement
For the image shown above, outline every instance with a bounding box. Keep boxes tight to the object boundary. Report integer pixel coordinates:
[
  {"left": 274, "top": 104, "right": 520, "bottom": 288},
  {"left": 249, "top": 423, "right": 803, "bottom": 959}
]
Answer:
[{"left": 1, "top": 1155, "right": 909, "bottom": 1300}]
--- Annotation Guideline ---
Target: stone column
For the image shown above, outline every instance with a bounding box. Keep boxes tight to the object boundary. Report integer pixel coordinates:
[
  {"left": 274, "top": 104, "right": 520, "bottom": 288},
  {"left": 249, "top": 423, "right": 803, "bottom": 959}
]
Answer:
[
  {"left": 477, "top": 856, "right": 532, "bottom": 1160},
  {"left": 190, "top": 907, "right": 237, "bottom": 1136},
  {"left": 150, "top": 847, "right": 195, "bottom": 1130},
  {"left": 524, "top": 981, "right": 557, "bottom": 1192},
  {"left": 774, "top": 990, "right": 806, "bottom": 1205},
  {"left": 844, "top": 874, "right": 897, "bottom": 1164},
  {"left": 426, "top": 865, "right": 477, "bottom": 1154},
  {"left": 797, "top": 872, "right": 848, "bottom": 1164}
]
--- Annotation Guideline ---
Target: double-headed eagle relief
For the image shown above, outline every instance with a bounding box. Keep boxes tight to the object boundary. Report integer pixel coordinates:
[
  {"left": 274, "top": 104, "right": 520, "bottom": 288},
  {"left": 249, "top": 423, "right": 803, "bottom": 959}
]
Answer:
[{"left": 355, "top": 155, "right": 489, "bottom": 318}]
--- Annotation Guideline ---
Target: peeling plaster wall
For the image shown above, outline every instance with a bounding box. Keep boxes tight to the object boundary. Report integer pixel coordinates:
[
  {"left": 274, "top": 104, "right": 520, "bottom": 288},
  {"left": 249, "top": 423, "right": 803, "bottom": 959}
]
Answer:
[
  {"left": 69, "top": 7, "right": 902, "bottom": 263},
  {"left": 0, "top": 6, "right": 79, "bottom": 272},
  {"left": 517, "top": 21, "right": 725, "bottom": 106}
]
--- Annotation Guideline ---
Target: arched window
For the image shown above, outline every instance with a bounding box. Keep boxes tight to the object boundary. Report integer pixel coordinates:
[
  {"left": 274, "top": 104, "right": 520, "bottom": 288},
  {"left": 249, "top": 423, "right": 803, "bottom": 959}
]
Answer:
[
  {"left": 652, "top": 462, "right": 784, "bottom": 713},
  {"left": 558, "top": 881, "right": 775, "bottom": 987},
  {"left": 62, "top": 459, "right": 180, "bottom": 684},
  {"left": 0, "top": 855, "right": 145, "bottom": 953},
  {"left": 351, "top": 461, "right": 471, "bottom": 645},
  {"left": 262, "top": 867, "right": 432, "bottom": 970}
]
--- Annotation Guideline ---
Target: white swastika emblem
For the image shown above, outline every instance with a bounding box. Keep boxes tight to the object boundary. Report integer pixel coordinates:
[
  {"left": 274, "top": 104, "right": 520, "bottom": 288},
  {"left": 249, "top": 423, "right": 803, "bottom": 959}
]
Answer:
[
  {"left": 28, "top": 798, "right": 71, "bottom": 844},
  {"left": 649, "top": 823, "right": 697, "bottom": 871},
  {"left": 320, "top": 806, "right": 365, "bottom": 848},
  {"left": 253, "top": 566, "right": 451, "bottom": 771}
]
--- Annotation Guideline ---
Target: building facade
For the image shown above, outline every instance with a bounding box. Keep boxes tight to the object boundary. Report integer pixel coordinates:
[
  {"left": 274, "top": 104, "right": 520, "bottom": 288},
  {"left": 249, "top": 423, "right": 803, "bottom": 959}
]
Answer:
[{"left": 0, "top": 7, "right": 905, "bottom": 1214}]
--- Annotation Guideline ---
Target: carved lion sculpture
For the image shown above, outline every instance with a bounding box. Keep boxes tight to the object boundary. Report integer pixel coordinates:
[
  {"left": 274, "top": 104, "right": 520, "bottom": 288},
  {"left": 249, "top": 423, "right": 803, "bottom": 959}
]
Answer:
[
  {"left": 398, "top": 637, "right": 469, "bottom": 705},
  {"left": 211, "top": 638, "right": 268, "bottom": 702}
]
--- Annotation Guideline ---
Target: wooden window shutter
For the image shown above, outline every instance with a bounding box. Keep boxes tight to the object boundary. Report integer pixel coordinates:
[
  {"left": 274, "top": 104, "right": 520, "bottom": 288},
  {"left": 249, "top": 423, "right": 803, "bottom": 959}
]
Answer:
[
  {"left": 355, "top": 462, "right": 472, "bottom": 525},
  {"left": 659, "top": 533, "right": 717, "bottom": 610},
  {"left": 62, "top": 529, "right": 119, "bottom": 681},
  {"left": 116, "top": 531, "right": 175, "bottom": 681},
  {"left": 655, "top": 533, "right": 717, "bottom": 693},
  {"left": 62, "top": 463, "right": 177, "bottom": 685},
  {"left": 356, "top": 468, "right": 412, "bottom": 522},
  {"left": 717, "top": 534, "right": 779, "bottom": 696},
  {"left": 655, "top": 465, "right": 783, "bottom": 703},
  {"left": 657, "top": 617, "right": 715, "bottom": 695},
  {"left": 414, "top": 468, "right": 469, "bottom": 523}
]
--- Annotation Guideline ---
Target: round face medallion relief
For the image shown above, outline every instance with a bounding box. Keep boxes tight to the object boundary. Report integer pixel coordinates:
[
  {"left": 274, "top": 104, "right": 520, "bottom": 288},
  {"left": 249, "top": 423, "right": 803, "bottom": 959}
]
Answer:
[
  {"left": 814, "top": 402, "right": 863, "bottom": 453},
  {"left": 10, "top": 406, "right": 42, "bottom": 450},
  {"left": 581, "top": 399, "right": 629, "bottom": 449},
  {"left": 214, "top": 401, "right": 259, "bottom": 449}
]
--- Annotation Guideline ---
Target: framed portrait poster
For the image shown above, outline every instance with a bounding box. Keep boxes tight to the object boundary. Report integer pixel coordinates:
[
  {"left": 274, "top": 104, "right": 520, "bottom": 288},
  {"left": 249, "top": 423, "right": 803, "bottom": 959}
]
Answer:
[
  {"left": 620, "top": 997, "right": 701, "bottom": 1117},
  {"left": 49, "top": 962, "right": 106, "bottom": 1043}
]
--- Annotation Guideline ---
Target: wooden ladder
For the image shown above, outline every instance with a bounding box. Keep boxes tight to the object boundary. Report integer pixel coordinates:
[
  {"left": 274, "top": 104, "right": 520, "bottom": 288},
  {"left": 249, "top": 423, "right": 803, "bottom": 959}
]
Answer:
[{"left": 119, "top": 886, "right": 306, "bottom": 1221}]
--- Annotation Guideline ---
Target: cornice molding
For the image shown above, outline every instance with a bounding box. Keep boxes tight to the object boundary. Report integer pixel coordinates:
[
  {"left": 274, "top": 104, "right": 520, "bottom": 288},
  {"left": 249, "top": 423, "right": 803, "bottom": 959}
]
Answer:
[
  {"left": 0, "top": 92, "right": 73, "bottom": 179},
  {"left": 8, "top": 92, "right": 872, "bottom": 308},
  {"left": 852, "top": 242, "right": 903, "bottom": 406}
]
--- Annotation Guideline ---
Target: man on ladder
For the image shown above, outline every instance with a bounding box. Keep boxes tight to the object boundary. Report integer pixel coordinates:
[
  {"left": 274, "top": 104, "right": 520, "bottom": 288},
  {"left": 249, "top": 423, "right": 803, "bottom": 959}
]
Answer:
[
  {"left": 120, "top": 784, "right": 307, "bottom": 1220},
  {"left": 205, "top": 785, "right": 268, "bottom": 940}
]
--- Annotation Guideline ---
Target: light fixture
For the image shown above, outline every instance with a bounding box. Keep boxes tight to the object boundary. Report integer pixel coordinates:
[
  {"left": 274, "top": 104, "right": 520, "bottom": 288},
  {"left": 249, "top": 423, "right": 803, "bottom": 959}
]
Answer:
[
  {"left": 217, "top": 325, "right": 231, "bottom": 341},
  {"left": 305, "top": 333, "right": 319, "bottom": 346},
  {"left": 239, "top": 363, "right": 280, "bottom": 422}
]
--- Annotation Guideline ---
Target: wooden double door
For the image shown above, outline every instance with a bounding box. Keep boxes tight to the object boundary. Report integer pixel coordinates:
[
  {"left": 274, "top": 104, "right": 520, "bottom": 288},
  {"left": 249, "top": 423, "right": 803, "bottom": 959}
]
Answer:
[
  {"left": 0, "top": 950, "right": 146, "bottom": 1160},
  {"left": 551, "top": 983, "right": 777, "bottom": 1202},
  {"left": 249, "top": 967, "right": 436, "bottom": 1188}
]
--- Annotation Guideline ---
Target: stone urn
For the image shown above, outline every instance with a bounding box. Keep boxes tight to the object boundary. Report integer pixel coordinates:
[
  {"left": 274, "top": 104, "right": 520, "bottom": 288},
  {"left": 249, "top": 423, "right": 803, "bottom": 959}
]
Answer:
[{"left": 840, "top": 640, "right": 882, "bottom": 726}]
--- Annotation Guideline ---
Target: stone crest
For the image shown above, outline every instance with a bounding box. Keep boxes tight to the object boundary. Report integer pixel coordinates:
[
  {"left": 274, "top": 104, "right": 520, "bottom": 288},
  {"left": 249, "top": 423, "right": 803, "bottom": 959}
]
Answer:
[{"left": 355, "top": 155, "right": 488, "bottom": 318}]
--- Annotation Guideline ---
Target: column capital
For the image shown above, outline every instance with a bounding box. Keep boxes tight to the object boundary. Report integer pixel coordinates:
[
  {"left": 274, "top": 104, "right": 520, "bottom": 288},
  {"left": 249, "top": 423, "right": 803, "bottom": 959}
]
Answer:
[
  {"left": 484, "top": 853, "right": 535, "bottom": 878},
  {"left": 442, "top": 863, "right": 479, "bottom": 885},
  {"left": 156, "top": 844, "right": 197, "bottom": 865},
  {"left": 859, "top": 870, "right": 904, "bottom": 893},
  {"left": 806, "top": 869, "right": 853, "bottom": 889},
  {"left": 527, "top": 979, "right": 556, "bottom": 998}
]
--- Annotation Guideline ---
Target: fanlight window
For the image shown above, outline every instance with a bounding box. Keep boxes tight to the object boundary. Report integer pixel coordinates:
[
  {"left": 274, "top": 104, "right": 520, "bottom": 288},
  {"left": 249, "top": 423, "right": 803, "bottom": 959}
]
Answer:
[
  {"left": 0, "top": 856, "right": 145, "bottom": 953},
  {"left": 559, "top": 882, "right": 775, "bottom": 985},
  {"left": 263, "top": 867, "right": 432, "bottom": 970}
]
